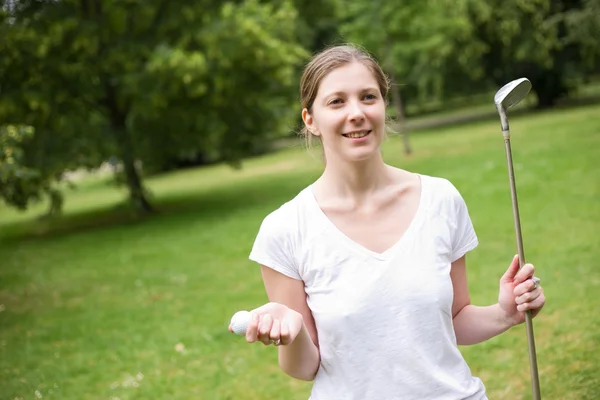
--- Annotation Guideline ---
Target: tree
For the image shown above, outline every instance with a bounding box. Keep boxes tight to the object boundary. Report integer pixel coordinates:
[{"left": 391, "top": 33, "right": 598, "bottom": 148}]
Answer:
[
  {"left": 288, "top": 0, "right": 343, "bottom": 52},
  {"left": 468, "top": 0, "right": 600, "bottom": 108},
  {"left": 0, "top": 125, "right": 47, "bottom": 212},
  {"left": 338, "top": 0, "right": 485, "bottom": 155},
  {"left": 0, "top": 0, "right": 308, "bottom": 214}
]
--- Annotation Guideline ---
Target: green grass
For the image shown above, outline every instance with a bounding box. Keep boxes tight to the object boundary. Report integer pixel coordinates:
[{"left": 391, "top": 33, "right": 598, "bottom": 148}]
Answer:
[{"left": 1, "top": 103, "right": 599, "bottom": 400}]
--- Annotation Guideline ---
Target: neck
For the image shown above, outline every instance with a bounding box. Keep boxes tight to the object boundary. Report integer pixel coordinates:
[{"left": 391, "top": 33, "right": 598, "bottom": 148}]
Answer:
[{"left": 317, "top": 152, "right": 392, "bottom": 203}]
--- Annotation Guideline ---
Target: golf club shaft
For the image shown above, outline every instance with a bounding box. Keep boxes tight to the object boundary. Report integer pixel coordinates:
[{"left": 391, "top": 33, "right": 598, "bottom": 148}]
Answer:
[{"left": 504, "top": 138, "right": 542, "bottom": 400}]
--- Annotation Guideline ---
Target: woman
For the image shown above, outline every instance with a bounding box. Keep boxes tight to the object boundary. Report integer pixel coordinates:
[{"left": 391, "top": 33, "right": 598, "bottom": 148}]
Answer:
[{"left": 231, "top": 44, "right": 545, "bottom": 399}]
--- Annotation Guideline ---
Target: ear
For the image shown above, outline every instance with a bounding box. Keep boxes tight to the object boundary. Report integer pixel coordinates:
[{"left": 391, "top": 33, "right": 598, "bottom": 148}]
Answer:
[{"left": 302, "top": 108, "right": 319, "bottom": 136}]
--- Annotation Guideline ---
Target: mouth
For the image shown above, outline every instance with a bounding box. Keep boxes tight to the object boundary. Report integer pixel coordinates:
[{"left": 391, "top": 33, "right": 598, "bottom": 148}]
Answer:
[{"left": 342, "top": 130, "right": 372, "bottom": 139}]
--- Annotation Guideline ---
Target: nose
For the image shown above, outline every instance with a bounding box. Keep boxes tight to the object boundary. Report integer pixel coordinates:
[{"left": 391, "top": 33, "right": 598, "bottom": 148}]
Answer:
[{"left": 348, "top": 100, "right": 365, "bottom": 123}]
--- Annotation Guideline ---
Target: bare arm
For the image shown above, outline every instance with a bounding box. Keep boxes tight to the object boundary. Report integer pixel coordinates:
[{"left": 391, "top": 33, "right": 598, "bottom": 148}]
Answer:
[
  {"left": 450, "top": 256, "right": 513, "bottom": 345},
  {"left": 451, "top": 254, "right": 545, "bottom": 345},
  {"left": 258, "top": 265, "right": 321, "bottom": 381}
]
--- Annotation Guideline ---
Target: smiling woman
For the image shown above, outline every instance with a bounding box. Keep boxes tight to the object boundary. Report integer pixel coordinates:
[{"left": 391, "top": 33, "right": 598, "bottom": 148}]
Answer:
[
  {"left": 299, "top": 45, "right": 390, "bottom": 161},
  {"left": 302, "top": 60, "right": 385, "bottom": 164},
  {"left": 230, "top": 43, "right": 546, "bottom": 400}
]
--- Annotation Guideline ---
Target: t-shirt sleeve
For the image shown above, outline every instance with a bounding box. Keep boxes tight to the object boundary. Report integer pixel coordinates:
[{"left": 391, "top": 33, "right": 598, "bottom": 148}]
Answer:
[
  {"left": 447, "top": 182, "right": 479, "bottom": 262},
  {"left": 248, "top": 210, "right": 302, "bottom": 280}
]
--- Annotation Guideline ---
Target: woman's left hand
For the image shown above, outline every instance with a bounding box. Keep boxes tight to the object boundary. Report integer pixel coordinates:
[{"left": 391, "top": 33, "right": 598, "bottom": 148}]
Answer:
[{"left": 498, "top": 254, "right": 546, "bottom": 326}]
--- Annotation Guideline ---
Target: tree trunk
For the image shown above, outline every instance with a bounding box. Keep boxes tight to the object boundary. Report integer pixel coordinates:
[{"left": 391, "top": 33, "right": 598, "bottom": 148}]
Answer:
[
  {"left": 387, "top": 68, "right": 412, "bottom": 155},
  {"left": 104, "top": 83, "right": 153, "bottom": 214},
  {"left": 114, "top": 128, "right": 153, "bottom": 214}
]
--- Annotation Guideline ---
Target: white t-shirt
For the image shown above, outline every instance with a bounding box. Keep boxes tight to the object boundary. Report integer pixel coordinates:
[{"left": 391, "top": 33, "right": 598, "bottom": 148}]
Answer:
[{"left": 249, "top": 174, "right": 487, "bottom": 400}]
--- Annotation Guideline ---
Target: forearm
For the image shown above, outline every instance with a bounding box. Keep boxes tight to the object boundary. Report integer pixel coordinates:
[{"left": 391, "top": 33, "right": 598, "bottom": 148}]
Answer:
[
  {"left": 278, "top": 323, "right": 321, "bottom": 381},
  {"left": 453, "top": 303, "right": 515, "bottom": 345}
]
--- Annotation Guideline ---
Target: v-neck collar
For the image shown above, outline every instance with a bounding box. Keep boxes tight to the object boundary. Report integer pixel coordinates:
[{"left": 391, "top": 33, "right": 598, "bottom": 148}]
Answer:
[{"left": 304, "top": 174, "right": 427, "bottom": 261}]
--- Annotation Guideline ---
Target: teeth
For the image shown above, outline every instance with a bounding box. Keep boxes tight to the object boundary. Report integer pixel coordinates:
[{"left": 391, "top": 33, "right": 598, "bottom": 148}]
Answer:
[{"left": 345, "top": 130, "right": 369, "bottom": 138}]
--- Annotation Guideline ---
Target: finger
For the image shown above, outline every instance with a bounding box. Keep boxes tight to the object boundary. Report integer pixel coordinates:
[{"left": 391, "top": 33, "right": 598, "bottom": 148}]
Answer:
[
  {"left": 516, "top": 287, "right": 543, "bottom": 305},
  {"left": 270, "top": 319, "right": 281, "bottom": 345},
  {"left": 517, "top": 293, "right": 545, "bottom": 312},
  {"left": 252, "top": 302, "right": 275, "bottom": 315},
  {"left": 513, "top": 263, "right": 535, "bottom": 284},
  {"left": 258, "top": 314, "right": 274, "bottom": 345},
  {"left": 245, "top": 312, "right": 260, "bottom": 343},
  {"left": 280, "top": 320, "right": 291, "bottom": 345},
  {"left": 500, "top": 255, "right": 520, "bottom": 283},
  {"left": 513, "top": 278, "right": 540, "bottom": 296}
]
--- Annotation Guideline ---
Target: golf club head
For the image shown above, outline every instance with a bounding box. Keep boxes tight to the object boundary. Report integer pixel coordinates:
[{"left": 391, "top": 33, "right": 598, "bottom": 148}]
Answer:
[
  {"left": 494, "top": 78, "right": 532, "bottom": 110},
  {"left": 495, "top": 78, "right": 532, "bottom": 136}
]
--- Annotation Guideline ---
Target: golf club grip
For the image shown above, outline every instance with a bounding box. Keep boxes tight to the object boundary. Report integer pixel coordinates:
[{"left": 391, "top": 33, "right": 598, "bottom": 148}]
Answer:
[{"left": 504, "top": 138, "right": 542, "bottom": 400}]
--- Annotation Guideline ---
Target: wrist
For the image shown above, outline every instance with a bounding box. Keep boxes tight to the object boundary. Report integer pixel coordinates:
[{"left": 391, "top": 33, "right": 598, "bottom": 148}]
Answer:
[{"left": 495, "top": 303, "right": 518, "bottom": 329}]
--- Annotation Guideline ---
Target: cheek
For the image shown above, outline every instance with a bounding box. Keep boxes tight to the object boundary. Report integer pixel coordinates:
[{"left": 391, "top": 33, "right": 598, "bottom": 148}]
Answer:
[
  {"left": 367, "top": 105, "right": 386, "bottom": 124},
  {"left": 313, "top": 110, "right": 343, "bottom": 132}
]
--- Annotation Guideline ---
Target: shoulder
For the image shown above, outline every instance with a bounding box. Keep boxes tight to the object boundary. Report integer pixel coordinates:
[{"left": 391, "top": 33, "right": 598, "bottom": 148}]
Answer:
[
  {"left": 390, "top": 168, "right": 462, "bottom": 200},
  {"left": 253, "top": 186, "right": 314, "bottom": 244},
  {"left": 421, "top": 174, "right": 479, "bottom": 255},
  {"left": 258, "top": 188, "right": 305, "bottom": 231},
  {"left": 420, "top": 173, "right": 459, "bottom": 194},
  {"left": 421, "top": 174, "right": 465, "bottom": 202},
  {"left": 420, "top": 174, "right": 472, "bottom": 218},
  {"left": 249, "top": 186, "right": 315, "bottom": 277}
]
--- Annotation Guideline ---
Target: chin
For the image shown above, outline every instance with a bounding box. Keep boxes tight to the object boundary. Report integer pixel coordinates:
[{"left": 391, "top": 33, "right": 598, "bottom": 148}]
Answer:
[
  {"left": 342, "top": 146, "right": 382, "bottom": 163},
  {"left": 323, "top": 135, "right": 384, "bottom": 163}
]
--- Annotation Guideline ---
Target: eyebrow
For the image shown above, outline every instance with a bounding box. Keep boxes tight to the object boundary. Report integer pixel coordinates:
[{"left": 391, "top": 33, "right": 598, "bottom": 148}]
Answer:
[{"left": 322, "top": 87, "right": 380, "bottom": 100}]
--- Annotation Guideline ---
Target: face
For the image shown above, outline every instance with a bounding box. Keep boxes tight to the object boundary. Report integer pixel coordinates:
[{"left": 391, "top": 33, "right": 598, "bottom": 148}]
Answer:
[{"left": 302, "top": 61, "right": 386, "bottom": 163}]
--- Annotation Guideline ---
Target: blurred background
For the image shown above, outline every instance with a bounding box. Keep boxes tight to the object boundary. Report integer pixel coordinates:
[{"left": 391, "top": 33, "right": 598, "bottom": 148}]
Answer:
[{"left": 1, "top": 1, "right": 599, "bottom": 399}]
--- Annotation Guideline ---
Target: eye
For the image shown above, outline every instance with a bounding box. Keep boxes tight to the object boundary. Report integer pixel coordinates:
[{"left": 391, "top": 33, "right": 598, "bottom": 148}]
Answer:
[
  {"left": 328, "top": 98, "right": 343, "bottom": 106},
  {"left": 363, "top": 93, "right": 378, "bottom": 101}
]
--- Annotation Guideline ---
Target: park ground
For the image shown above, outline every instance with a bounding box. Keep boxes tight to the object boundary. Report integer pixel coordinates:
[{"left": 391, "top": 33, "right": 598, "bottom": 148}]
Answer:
[{"left": 1, "top": 102, "right": 599, "bottom": 399}]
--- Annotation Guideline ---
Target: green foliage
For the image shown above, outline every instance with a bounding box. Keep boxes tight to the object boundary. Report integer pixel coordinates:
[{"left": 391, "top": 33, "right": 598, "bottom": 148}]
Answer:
[
  {"left": 339, "top": 0, "right": 488, "bottom": 105},
  {"left": 1, "top": 0, "right": 598, "bottom": 214},
  {"left": 0, "top": 124, "right": 66, "bottom": 214},
  {"left": 558, "top": 0, "right": 600, "bottom": 69},
  {"left": 339, "top": 0, "right": 600, "bottom": 108},
  {"left": 0, "top": 125, "right": 43, "bottom": 210},
  {"left": 466, "top": 0, "right": 600, "bottom": 106},
  {"left": 0, "top": 0, "right": 309, "bottom": 212},
  {"left": 289, "top": 0, "right": 343, "bottom": 51},
  {"left": 134, "top": 0, "right": 309, "bottom": 168}
]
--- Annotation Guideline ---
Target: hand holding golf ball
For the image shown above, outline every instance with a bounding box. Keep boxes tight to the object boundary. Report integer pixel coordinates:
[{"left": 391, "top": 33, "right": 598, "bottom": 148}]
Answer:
[{"left": 229, "top": 302, "right": 303, "bottom": 346}]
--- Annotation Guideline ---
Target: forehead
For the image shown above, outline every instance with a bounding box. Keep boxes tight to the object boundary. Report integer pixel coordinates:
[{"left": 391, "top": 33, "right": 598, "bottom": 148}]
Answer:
[{"left": 317, "top": 61, "right": 379, "bottom": 97}]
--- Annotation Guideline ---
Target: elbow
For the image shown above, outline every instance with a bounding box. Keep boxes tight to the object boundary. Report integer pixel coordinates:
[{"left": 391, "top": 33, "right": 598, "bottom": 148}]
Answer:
[
  {"left": 291, "top": 370, "right": 318, "bottom": 382},
  {"left": 455, "top": 336, "right": 473, "bottom": 346},
  {"left": 279, "top": 354, "right": 320, "bottom": 382},
  {"left": 280, "top": 360, "right": 319, "bottom": 382},
  {"left": 452, "top": 305, "right": 473, "bottom": 346},
  {"left": 452, "top": 302, "right": 470, "bottom": 320},
  {"left": 301, "top": 373, "right": 318, "bottom": 382}
]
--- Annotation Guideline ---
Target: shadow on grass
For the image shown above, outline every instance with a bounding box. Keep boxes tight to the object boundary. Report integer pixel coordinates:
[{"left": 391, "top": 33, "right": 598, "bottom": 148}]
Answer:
[{"left": 0, "top": 170, "right": 318, "bottom": 244}]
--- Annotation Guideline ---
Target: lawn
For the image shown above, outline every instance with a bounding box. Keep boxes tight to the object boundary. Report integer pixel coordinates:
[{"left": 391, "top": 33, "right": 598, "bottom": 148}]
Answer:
[{"left": 1, "top": 103, "right": 599, "bottom": 400}]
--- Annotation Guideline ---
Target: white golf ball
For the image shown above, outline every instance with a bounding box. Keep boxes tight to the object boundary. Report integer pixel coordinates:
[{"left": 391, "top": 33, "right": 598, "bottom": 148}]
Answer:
[{"left": 230, "top": 310, "right": 251, "bottom": 335}]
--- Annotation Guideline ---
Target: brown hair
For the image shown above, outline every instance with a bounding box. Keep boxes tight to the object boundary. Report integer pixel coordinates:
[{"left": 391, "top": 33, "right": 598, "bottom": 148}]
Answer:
[{"left": 299, "top": 44, "right": 391, "bottom": 144}]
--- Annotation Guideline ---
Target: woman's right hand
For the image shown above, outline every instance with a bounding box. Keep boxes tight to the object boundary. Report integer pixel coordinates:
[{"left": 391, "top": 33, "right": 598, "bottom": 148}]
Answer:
[{"left": 236, "top": 302, "right": 304, "bottom": 346}]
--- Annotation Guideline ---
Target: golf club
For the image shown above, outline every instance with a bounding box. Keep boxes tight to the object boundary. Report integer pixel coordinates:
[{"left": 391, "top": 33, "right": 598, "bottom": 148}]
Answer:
[{"left": 494, "top": 77, "right": 541, "bottom": 400}]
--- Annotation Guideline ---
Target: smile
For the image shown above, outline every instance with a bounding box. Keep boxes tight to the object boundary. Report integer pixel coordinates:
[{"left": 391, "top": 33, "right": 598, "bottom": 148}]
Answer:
[{"left": 342, "top": 130, "right": 371, "bottom": 139}]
